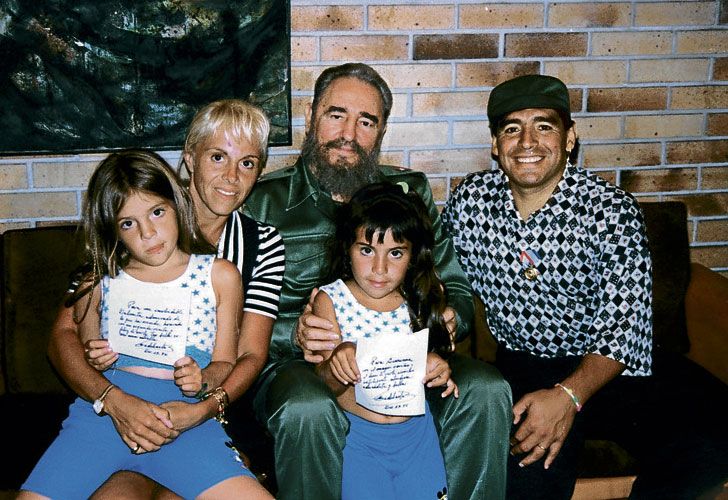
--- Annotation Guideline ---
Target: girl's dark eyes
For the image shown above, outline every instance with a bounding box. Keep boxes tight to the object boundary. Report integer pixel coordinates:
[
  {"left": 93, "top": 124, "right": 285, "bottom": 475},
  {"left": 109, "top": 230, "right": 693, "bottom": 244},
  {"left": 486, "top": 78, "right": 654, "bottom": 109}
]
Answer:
[
  {"left": 119, "top": 220, "right": 133, "bottom": 230},
  {"left": 211, "top": 153, "right": 224, "bottom": 162},
  {"left": 152, "top": 207, "right": 165, "bottom": 217}
]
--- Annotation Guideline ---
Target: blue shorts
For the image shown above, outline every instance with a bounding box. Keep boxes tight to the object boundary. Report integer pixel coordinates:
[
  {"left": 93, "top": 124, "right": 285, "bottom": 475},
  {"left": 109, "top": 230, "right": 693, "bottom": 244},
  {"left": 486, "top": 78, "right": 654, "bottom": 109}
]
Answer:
[
  {"left": 342, "top": 403, "right": 447, "bottom": 500},
  {"left": 22, "top": 370, "right": 255, "bottom": 500}
]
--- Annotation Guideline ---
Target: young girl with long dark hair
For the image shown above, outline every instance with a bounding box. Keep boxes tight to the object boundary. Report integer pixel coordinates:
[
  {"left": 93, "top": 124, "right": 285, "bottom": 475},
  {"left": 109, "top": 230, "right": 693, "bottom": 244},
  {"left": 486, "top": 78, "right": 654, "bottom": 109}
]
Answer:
[{"left": 314, "top": 181, "right": 458, "bottom": 500}]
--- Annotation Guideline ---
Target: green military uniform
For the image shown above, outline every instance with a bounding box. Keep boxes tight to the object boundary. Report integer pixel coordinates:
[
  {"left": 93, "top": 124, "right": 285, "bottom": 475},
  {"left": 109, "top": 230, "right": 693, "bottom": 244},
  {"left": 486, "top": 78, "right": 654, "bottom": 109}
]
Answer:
[{"left": 244, "top": 158, "right": 511, "bottom": 500}]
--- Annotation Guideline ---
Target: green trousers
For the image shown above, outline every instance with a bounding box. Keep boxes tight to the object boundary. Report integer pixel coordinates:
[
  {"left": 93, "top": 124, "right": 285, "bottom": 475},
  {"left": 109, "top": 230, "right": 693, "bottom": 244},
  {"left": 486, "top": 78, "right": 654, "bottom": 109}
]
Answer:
[{"left": 254, "top": 354, "right": 512, "bottom": 500}]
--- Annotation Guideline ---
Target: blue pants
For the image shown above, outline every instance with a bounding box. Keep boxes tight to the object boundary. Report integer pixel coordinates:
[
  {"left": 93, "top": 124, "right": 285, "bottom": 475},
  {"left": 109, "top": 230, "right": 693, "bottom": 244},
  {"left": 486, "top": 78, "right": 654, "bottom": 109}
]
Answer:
[
  {"left": 22, "top": 370, "right": 255, "bottom": 500},
  {"left": 342, "top": 403, "right": 447, "bottom": 500}
]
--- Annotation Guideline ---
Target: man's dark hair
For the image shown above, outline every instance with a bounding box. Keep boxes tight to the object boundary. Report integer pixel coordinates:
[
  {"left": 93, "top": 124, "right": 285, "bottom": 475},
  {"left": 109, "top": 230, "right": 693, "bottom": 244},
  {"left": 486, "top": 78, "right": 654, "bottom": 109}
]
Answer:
[
  {"left": 311, "top": 63, "right": 393, "bottom": 124},
  {"left": 489, "top": 110, "right": 574, "bottom": 137}
]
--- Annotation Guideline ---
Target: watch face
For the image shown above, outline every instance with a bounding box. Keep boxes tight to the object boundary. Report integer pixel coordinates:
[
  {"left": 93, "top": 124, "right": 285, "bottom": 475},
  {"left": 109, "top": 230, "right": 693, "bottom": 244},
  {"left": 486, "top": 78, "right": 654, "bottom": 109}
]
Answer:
[{"left": 93, "top": 399, "right": 104, "bottom": 415}]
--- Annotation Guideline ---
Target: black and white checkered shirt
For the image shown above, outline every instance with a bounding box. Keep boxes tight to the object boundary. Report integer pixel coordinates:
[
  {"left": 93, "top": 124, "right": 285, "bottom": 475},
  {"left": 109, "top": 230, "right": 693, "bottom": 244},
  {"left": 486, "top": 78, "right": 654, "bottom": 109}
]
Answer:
[{"left": 442, "top": 164, "right": 653, "bottom": 376}]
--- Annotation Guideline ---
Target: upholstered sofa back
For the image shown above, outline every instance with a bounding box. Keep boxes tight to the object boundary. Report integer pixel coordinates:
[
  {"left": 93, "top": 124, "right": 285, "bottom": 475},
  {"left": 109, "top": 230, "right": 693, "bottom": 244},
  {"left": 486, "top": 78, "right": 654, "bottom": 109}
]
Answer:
[{"left": 1, "top": 225, "right": 85, "bottom": 396}]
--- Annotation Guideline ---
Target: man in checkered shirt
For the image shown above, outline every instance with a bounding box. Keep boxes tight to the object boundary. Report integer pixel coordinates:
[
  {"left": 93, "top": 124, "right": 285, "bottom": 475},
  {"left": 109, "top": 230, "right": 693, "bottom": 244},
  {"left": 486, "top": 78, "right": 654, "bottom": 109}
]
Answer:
[{"left": 442, "top": 74, "right": 728, "bottom": 499}]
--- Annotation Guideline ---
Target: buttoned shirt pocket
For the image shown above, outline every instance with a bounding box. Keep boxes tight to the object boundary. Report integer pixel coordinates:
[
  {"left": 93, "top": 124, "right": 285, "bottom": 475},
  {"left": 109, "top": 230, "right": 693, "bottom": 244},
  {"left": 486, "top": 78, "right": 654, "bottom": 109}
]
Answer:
[{"left": 281, "top": 233, "right": 330, "bottom": 308}]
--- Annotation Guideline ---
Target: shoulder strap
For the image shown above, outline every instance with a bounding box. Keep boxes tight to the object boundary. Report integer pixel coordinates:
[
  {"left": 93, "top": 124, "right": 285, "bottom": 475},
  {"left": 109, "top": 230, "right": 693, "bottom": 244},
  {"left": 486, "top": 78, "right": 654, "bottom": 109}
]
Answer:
[{"left": 240, "top": 214, "right": 259, "bottom": 293}]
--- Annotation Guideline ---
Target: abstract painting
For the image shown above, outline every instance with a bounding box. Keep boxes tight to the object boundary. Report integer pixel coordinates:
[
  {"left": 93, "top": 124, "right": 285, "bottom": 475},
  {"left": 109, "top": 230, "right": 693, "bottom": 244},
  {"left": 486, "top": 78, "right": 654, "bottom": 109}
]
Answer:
[{"left": 0, "top": 0, "right": 291, "bottom": 155}]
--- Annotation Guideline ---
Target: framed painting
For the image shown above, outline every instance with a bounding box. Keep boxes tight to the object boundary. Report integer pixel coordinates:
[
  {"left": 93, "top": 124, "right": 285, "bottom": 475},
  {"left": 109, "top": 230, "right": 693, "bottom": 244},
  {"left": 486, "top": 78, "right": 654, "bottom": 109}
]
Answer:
[{"left": 0, "top": 0, "right": 291, "bottom": 155}]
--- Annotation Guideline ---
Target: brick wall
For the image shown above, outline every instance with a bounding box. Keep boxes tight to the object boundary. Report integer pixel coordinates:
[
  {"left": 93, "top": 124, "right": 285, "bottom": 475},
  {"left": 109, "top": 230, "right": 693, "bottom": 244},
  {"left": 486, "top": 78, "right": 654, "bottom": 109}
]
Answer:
[{"left": 1, "top": 0, "right": 727, "bottom": 273}]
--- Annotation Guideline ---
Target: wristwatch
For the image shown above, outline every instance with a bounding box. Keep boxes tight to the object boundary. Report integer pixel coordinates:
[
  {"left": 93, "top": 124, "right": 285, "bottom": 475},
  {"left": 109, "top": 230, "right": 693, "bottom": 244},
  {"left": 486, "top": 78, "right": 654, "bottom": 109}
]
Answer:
[{"left": 93, "top": 383, "right": 116, "bottom": 416}]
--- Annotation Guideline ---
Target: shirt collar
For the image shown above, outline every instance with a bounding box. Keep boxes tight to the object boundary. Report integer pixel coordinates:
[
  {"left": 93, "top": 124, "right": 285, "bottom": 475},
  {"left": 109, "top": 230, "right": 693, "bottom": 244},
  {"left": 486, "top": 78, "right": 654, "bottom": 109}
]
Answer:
[
  {"left": 498, "top": 162, "right": 578, "bottom": 221},
  {"left": 285, "top": 157, "right": 320, "bottom": 211},
  {"left": 285, "top": 157, "right": 342, "bottom": 218}
]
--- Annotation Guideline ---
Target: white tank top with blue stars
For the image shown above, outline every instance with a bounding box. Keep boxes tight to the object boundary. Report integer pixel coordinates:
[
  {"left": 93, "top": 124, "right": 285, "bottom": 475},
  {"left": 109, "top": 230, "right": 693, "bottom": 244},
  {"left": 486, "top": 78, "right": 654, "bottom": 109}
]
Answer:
[
  {"left": 319, "top": 279, "right": 412, "bottom": 341},
  {"left": 100, "top": 253, "right": 217, "bottom": 370}
]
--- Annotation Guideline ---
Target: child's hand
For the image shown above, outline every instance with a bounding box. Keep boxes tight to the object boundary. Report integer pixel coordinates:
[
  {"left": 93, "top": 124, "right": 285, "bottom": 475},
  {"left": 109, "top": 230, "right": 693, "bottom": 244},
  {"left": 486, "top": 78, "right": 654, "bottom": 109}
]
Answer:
[
  {"left": 174, "top": 356, "right": 203, "bottom": 397},
  {"left": 424, "top": 352, "right": 459, "bottom": 399},
  {"left": 329, "top": 342, "right": 360, "bottom": 386},
  {"left": 84, "top": 339, "right": 118, "bottom": 371}
]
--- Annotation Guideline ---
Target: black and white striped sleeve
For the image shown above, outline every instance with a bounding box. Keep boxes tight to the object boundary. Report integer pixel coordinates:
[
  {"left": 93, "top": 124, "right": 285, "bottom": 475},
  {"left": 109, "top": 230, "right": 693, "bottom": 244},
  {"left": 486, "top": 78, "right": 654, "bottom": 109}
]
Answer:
[{"left": 244, "top": 222, "right": 285, "bottom": 319}]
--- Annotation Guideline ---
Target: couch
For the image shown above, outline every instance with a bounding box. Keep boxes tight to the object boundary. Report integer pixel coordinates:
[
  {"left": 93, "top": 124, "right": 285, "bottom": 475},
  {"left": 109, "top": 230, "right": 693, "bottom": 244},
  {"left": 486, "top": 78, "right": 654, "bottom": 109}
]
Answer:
[{"left": 1, "top": 201, "right": 727, "bottom": 498}]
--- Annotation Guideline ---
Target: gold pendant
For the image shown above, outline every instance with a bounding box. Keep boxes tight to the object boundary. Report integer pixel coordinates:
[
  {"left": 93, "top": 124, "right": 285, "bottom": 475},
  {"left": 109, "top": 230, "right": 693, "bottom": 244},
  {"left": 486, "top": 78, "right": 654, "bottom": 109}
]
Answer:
[{"left": 524, "top": 266, "right": 539, "bottom": 280}]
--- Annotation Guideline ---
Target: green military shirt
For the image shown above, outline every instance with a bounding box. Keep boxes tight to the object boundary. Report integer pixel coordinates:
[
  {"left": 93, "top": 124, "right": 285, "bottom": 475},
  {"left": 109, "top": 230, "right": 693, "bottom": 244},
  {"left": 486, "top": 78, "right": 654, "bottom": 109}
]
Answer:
[{"left": 244, "top": 158, "right": 474, "bottom": 366}]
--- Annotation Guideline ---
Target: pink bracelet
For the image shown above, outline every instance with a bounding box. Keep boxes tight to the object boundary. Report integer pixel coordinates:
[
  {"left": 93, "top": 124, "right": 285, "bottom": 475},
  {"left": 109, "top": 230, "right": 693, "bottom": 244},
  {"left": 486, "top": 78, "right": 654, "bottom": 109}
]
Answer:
[{"left": 555, "top": 383, "right": 582, "bottom": 412}]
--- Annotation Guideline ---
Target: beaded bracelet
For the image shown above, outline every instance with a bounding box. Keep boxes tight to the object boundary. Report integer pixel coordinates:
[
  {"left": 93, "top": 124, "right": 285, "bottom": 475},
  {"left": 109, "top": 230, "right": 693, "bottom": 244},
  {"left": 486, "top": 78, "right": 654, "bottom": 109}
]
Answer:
[
  {"left": 202, "top": 387, "right": 229, "bottom": 424},
  {"left": 555, "top": 383, "right": 582, "bottom": 412}
]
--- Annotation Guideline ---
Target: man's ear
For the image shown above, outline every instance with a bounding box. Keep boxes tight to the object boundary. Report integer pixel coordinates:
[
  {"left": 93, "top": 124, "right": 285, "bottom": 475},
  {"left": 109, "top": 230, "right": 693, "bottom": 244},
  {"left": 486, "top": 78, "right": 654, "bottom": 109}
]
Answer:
[
  {"left": 490, "top": 135, "right": 499, "bottom": 157},
  {"left": 304, "top": 103, "right": 313, "bottom": 134},
  {"left": 183, "top": 152, "right": 194, "bottom": 174},
  {"left": 566, "top": 123, "right": 577, "bottom": 152}
]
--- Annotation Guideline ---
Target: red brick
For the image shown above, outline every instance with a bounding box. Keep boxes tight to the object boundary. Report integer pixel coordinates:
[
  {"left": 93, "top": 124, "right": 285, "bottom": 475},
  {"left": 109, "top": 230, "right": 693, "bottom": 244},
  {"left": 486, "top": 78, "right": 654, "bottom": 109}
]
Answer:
[
  {"left": 635, "top": 2, "right": 715, "bottom": 27},
  {"left": 587, "top": 87, "right": 668, "bottom": 112},
  {"left": 459, "top": 4, "right": 544, "bottom": 29},
  {"left": 671, "top": 86, "right": 728, "bottom": 110},
  {"left": 666, "top": 193, "right": 728, "bottom": 218},
  {"left": 701, "top": 166, "right": 728, "bottom": 190},
  {"left": 456, "top": 62, "right": 540, "bottom": 87},
  {"left": 707, "top": 113, "right": 728, "bottom": 136},
  {"left": 321, "top": 35, "right": 409, "bottom": 61},
  {"left": 689, "top": 245, "right": 728, "bottom": 269},
  {"left": 414, "top": 34, "right": 498, "bottom": 60},
  {"left": 667, "top": 140, "right": 728, "bottom": 164},
  {"left": 715, "top": 58, "right": 728, "bottom": 81},
  {"left": 505, "top": 33, "right": 587, "bottom": 57},
  {"left": 291, "top": 6, "right": 363, "bottom": 31},
  {"left": 368, "top": 5, "right": 454, "bottom": 30},
  {"left": 409, "top": 148, "right": 490, "bottom": 174},
  {"left": 549, "top": 2, "right": 631, "bottom": 28},
  {"left": 620, "top": 168, "right": 697, "bottom": 193},
  {"left": 582, "top": 143, "right": 661, "bottom": 168},
  {"left": 696, "top": 219, "right": 728, "bottom": 242},
  {"left": 545, "top": 60, "right": 626, "bottom": 85}
]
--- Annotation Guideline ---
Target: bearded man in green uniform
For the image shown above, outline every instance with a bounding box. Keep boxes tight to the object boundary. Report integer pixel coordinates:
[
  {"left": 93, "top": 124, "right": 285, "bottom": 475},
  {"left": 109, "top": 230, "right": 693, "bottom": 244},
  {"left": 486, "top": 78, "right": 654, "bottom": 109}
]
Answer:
[{"left": 243, "top": 62, "right": 512, "bottom": 500}]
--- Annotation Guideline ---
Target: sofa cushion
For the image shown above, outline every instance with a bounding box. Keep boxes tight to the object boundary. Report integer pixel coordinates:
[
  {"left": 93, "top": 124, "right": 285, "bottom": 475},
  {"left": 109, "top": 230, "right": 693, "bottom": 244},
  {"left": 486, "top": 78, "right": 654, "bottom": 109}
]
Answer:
[{"left": 639, "top": 201, "right": 690, "bottom": 354}]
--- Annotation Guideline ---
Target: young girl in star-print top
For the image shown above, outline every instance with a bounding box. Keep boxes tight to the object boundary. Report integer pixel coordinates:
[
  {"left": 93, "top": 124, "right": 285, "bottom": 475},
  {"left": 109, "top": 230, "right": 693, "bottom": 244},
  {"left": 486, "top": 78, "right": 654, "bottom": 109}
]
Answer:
[
  {"left": 313, "top": 181, "right": 457, "bottom": 500},
  {"left": 19, "top": 150, "right": 272, "bottom": 500}
]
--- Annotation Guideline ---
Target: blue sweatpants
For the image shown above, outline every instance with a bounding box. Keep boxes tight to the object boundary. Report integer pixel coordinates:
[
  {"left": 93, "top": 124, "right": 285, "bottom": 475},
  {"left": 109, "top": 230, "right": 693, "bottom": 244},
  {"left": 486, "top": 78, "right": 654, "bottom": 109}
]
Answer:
[
  {"left": 342, "top": 403, "right": 448, "bottom": 500},
  {"left": 22, "top": 370, "right": 255, "bottom": 500}
]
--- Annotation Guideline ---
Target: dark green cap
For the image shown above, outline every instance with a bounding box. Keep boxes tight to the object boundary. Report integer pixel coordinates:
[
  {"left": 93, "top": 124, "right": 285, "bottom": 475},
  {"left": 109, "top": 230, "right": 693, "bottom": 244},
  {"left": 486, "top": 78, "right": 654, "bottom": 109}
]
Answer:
[{"left": 487, "top": 74, "right": 570, "bottom": 126}]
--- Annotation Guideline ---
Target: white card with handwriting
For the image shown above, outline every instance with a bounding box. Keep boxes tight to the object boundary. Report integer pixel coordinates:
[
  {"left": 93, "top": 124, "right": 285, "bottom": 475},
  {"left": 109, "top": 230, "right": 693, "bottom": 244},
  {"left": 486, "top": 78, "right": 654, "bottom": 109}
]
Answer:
[
  {"left": 355, "top": 328, "right": 428, "bottom": 416},
  {"left": 106, "top": 279, "right": 190, "bottom": 365}
]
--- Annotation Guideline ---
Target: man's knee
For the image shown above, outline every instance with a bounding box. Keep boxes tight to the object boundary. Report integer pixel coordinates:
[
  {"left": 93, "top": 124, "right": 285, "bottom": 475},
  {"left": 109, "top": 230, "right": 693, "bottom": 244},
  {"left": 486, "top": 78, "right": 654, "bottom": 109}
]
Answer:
[
  {"left": 263, "top": 360, "right": 347, "bottom": 435},
  {"left": 450, "top": 354, "right": 512, "bottom": 410}
]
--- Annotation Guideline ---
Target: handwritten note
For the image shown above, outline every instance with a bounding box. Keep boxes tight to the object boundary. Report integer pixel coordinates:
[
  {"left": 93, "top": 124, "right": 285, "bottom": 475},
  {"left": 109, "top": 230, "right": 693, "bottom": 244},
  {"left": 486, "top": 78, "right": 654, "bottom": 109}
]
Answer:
[
  {"left": 106, "top": 279, "right": 190, "bottom": 365},
  {"left": 355, "top": 328, "right": 428, "bottom": 416}
]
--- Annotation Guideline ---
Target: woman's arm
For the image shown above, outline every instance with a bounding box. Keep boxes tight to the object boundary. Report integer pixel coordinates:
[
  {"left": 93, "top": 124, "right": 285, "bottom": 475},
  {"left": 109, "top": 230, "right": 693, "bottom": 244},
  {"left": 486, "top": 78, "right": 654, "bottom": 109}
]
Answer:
[
  {"left": 48, "top": 299, "right": 177, "bottom": 452},
  {"left": 165, "top": 258, "right": 258, "bottom": 429},
  {"left": 74, "top": 283, "right": 101, "bottom": 346}
]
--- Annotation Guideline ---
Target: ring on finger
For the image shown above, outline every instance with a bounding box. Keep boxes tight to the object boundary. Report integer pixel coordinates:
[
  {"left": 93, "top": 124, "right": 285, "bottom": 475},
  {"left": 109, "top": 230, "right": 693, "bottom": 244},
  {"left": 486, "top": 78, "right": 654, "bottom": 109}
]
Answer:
[
  {"left": 131, "top": 443, "right": 140, "bottom": 454},
  {"left": 537, "top": 443, "right": 547, "bottom": 451}
]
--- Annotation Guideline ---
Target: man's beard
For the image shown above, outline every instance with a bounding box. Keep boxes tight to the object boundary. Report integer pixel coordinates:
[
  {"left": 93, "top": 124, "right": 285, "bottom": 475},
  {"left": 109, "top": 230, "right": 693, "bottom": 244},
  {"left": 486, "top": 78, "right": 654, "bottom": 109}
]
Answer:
[{"left": 301, "top": 131, "right": 382, "bottom": 200}]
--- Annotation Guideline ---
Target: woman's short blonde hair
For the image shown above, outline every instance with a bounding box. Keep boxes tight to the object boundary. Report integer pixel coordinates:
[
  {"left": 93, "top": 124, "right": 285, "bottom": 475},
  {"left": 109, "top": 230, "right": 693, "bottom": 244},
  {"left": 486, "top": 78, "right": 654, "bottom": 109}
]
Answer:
[{"left": 182, "top": 99, "right": 270, "bottom": 169}]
